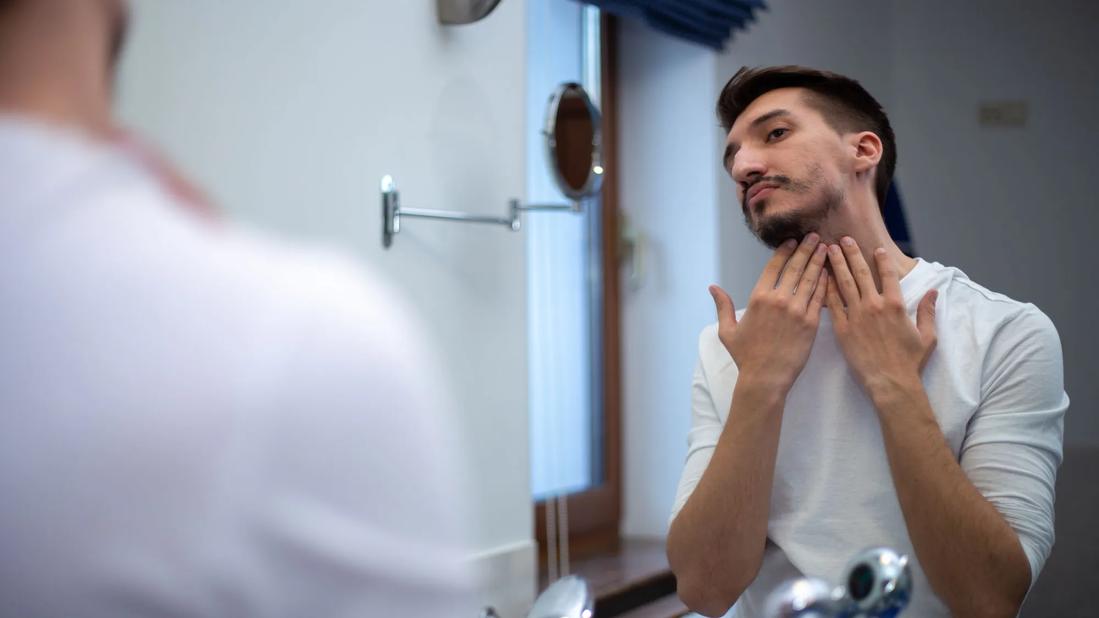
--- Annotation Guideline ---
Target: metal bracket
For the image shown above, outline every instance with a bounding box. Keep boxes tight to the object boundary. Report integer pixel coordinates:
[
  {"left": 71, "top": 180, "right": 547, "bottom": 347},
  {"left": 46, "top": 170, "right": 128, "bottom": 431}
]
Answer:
[{"left": 380, "top": 175, "right": 579, "bottom": 249}]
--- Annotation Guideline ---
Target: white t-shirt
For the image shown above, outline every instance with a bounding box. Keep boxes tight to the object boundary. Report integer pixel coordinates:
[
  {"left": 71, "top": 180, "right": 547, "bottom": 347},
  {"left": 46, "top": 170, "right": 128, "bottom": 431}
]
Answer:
[
  {"left": 0, "top": 117, "right": 476, "bottom": 617},
  {"left": 671, "top": 257, "right": 1068, "bottom": 616}
]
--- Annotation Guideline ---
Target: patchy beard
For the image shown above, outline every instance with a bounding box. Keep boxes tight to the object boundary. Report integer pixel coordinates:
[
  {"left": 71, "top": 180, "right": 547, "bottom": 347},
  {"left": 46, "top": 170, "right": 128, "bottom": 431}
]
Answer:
[{"left": 743, "top": 166, "right": 843, "bottom": 249}]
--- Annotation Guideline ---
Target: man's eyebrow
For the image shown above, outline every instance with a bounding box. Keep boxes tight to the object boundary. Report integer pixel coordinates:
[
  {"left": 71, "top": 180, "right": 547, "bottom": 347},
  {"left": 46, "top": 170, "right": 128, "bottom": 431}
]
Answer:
[
  {"left": 722, "top": 109, "right": 793, "bottom": 171},
  {"left": 749, "top": 108, "right": 792, "bottom": 130}
]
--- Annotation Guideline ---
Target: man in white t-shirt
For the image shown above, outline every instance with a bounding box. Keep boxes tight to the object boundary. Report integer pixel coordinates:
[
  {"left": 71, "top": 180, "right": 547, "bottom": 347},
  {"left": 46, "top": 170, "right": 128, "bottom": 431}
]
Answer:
[
  {"left": 666, "top": 66, "right": 1068, "bottom": 617},
  {"left": 0, "top": 1, "right": 476, "bottom": 616}
]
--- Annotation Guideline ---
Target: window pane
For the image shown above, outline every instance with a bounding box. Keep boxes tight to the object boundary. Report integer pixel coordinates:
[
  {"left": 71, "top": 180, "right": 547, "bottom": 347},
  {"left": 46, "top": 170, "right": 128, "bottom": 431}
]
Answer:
[{"left": 526, "top": 0, "right": 602, "bottom": 500}]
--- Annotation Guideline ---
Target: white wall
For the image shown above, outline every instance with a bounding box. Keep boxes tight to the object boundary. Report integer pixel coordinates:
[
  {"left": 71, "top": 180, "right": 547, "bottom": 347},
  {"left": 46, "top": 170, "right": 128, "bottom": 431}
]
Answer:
[
  {"left": 116, "top": 1, "right": 534, "bottom": 614},
  {"left": 617, "top": 17, "right": 722, "bottom": 539},
  {"left": 889, "top": 0, "right": 1099, "bottom": 447}
]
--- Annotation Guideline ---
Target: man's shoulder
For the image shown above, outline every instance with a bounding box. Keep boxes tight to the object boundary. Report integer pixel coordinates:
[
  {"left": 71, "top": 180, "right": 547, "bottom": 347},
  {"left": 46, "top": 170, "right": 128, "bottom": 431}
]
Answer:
[
  {"left": 918, "top": 261, "right": 1062, "bottom": 375},
  {"left": 11, "top": 140, "right": 426, "bottom": 390},
  {"left": 928, "top": 260, "right": 1056, "bottom": 337}
]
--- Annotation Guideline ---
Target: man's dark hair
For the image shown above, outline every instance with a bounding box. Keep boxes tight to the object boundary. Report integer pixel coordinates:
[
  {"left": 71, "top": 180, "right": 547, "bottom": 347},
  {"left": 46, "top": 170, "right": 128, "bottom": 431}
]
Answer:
[{"left": 717, "top": 66, "right": 896, "bottom": 211}]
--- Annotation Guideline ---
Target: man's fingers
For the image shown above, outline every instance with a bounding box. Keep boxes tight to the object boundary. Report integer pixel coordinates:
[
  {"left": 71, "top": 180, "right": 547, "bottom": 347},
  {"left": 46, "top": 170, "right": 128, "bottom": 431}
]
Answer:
[
  {"left": 777, "top": 233, "right": 822, "bottom": 294},
  {"left": 825, "top": 274, "right": 847, "bottom": 327},
  {"left": 917, "top": 289, "right": 939, "bottom": 349},
  {"left": 839, "top": 237, "right": 877, "bottom": 297},
  {"left": 874, "top": 248, "right": 903, "bottom": 300},
  {"left": 795, "top": 242, "right": 828, "bottom": 307},
  {"left": 754, "top": 238, "right": 799, "bottom": 295},
  {"left": 827, "top": 244, "right": 860, "bottom": 305},
  {"left": 807, "top": 270, "right": 828, "bottom": 316},
  {"left": 709, "top": 284, "right": 738, "bottom": 329}
]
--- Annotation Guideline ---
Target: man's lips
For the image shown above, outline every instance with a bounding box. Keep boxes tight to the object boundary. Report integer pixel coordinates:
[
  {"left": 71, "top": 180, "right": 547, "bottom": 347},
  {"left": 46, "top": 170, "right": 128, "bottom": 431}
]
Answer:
[{"left": 746, "top": 183, "right": 779, "bottom": 208}]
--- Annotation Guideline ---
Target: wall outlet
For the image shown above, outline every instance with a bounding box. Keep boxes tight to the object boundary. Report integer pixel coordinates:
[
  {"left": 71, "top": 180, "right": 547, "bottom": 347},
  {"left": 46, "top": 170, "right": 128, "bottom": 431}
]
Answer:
[{"left": 978, "top": 101, "right": 1028, "bottom": 127}]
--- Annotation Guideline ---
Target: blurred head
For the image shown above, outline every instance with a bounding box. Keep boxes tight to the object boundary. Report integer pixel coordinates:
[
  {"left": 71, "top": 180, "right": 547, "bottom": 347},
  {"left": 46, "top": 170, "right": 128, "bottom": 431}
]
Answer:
[
  {"left": 0, "top": 0, "right": 129, "bottom": 134},
  {"left": 0, "top": 0, "right": 128, "bottom": 70},
  {"left": 717, "top": 66, "right": 895, "bottom": 249}
]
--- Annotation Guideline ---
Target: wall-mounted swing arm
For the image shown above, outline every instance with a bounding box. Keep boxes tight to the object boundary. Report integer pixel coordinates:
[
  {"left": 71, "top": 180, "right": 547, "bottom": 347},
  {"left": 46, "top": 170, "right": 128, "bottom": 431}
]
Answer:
[
  {"left": 379, "top": 81, "right": 603, "bottom": 249},
  {"left": 380, "top": 175, "right": 579, "bottom": 249}
]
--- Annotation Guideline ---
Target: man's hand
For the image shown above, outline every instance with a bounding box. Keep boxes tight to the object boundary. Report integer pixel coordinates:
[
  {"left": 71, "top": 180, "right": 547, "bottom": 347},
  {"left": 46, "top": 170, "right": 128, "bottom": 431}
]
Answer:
[
  {"left": 825, "top": 237, "right": 937, "bottom": 402},
  {"left": 710, "top": 233, "right": 828, "bottom": 395},
  {"left": 826, "top": 237, "right": 1034, "bottom": 616}
]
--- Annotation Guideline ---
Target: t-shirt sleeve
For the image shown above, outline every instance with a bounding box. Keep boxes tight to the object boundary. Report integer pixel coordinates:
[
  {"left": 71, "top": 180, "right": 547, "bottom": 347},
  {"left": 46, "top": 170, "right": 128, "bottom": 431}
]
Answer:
[
  {"left": 959, "top": 304, "right": 1068, "bottom": 587},
  {"left": 669, "top": 327, "right": 728, "bottom": 528}
]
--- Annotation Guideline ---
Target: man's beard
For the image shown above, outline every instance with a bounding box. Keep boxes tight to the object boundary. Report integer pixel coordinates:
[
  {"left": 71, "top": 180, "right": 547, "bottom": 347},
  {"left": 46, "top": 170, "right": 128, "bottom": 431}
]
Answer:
[{"left": 742, "top": 167, "right": 843, "bottom": 249}]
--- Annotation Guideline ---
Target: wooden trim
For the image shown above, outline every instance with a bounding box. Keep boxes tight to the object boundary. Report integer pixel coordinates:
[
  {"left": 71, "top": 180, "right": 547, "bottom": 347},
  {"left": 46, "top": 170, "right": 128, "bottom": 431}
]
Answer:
[
  {"left": 540, "top": 538, "right": 682, "bottom": 618},
  {"left": 599, "top": 8, "right": 622, "bottom": 545},
  {"left": 534, "top": 12, "right": 622, "bottom": 566}
]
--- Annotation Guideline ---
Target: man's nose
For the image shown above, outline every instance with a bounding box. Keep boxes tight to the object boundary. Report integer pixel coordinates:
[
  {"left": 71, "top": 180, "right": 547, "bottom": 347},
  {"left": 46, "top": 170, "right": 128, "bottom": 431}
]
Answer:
[{"left": 731, "top": 150, "right": 766, "bottom": 192}]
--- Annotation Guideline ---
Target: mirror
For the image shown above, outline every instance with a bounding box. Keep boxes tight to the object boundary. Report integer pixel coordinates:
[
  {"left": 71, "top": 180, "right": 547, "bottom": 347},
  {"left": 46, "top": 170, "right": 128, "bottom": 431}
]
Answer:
[
  {"left": 436, "top": 0, "right": 502, "bottom": 25},
  {"left": 543, "top": 82, "right": 604, "bottom": 201}
]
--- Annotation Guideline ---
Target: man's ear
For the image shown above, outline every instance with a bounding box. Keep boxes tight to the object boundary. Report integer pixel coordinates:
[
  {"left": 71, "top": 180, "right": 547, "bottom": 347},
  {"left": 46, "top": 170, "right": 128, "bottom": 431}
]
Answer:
[{"left": 850, "top": 131, "right": 883, "bottom": 174}]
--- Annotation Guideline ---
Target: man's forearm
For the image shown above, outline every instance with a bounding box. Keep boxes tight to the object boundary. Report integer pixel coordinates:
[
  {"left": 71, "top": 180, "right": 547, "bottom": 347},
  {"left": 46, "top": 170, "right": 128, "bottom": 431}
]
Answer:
[
  {"left": 667, "top": 380, "right": 785, "bottom": 616},
  {"left": 871, "top": 378, "right": 1031, "bottom": 617}
]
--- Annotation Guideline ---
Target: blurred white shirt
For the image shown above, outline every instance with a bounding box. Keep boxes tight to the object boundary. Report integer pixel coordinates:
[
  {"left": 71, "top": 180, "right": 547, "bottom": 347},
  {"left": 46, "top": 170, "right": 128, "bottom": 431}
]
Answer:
[{"left": 0, "top": 117, "right": 476, "bottom": 617}]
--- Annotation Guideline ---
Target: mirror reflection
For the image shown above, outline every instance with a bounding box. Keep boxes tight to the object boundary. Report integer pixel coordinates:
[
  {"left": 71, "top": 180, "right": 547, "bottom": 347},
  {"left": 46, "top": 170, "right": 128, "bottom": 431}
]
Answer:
[
  {"left": 545, "top": 82, "right": 603, "bottom": 201},
  {"left": 1, "top": 0, "right": 1092, "bottom": 617}
]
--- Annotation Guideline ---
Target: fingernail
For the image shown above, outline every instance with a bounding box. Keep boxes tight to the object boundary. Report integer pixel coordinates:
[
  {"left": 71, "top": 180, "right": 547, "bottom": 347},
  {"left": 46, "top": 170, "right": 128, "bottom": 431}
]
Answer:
[
  {"left": 806, "top": 232, "right": 820, "bottom": 243},
  {"left": 815, "top": 244, "right": 826, "bottom": 255},
  {"left": 841, "top": 236, "right": 855, "bottom": 246},
  {"left": 784, "top": 239, "right": 798, "bottom": 248},
  {"left": 829, "top": 244, "right": 841, "bottom": 254}
]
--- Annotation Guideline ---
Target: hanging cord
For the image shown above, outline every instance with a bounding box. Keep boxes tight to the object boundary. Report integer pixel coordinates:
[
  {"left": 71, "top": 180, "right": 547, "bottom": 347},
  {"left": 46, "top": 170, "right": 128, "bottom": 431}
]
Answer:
[
  {"left": 557, "top": 492, "right": 570, "bottom": 576},
  {"left": 545, "top": 495, "right": 558, "bottom": 583}
]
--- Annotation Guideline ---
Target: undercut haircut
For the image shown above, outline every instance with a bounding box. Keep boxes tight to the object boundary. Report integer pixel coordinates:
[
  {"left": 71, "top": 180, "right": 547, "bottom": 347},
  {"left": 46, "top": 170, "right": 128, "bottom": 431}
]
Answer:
[{"left": 717, "top": 65, "right": 897, "bottom": 211}]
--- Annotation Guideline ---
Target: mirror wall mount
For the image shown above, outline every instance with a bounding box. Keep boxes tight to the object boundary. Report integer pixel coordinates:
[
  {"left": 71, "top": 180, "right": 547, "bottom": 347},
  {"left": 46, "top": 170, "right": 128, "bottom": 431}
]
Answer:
[
  {"left": 380, "top": 175, "right": 582, "bottom": 249},
  {"left": 379, "top": 81, "right": 603, "bottom": 249},
  {"left": 437, "top": 0, "right": 502, "bottom": 25}
]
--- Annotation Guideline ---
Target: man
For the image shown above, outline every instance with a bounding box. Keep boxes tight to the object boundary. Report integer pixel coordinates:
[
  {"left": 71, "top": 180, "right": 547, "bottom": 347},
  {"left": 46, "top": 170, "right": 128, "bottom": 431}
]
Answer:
[
  {"left": 0, "top": 1, "right": 475, "bottom": 615},
  {"left": 666, "top": 66, "right": 1067, "bottom": 617}
]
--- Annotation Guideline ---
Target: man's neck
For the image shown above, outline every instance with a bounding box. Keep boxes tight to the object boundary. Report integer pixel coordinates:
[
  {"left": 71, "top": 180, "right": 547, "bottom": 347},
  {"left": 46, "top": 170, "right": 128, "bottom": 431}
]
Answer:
[
  {"left": 817, "top": 192, "right": 918, "bottom": 294},
  {"left": 0, "top": 1, "right": 114, "bottom": 139}
]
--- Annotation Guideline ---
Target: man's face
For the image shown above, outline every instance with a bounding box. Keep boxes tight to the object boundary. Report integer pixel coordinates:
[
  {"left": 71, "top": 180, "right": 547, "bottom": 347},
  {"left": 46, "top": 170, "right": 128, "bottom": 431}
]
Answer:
[{"left": 723, "top": 87, "right": 850, "bottom": 249}]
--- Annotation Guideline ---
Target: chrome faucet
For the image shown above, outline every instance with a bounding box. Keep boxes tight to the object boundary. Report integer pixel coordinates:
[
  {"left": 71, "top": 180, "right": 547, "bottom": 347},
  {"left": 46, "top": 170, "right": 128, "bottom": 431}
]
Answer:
[{"left": 764, "top": 547, "right": 912, "bottom": 617}]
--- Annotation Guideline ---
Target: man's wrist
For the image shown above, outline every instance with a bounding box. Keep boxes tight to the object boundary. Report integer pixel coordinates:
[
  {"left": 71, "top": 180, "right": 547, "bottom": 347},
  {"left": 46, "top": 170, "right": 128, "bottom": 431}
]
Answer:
[
  {"left": 733, "top": 373, "right": 790, "bottom": 407},
  {"left": 867, "top": 372, "right": 926, "bottom": 413}
]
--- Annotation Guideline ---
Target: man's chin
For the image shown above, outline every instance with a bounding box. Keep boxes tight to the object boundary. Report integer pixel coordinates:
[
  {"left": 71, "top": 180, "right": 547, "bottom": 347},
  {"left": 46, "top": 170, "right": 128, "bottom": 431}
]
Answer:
[{"left": 751, "top": 211, "right": 821, "bottom": 249}]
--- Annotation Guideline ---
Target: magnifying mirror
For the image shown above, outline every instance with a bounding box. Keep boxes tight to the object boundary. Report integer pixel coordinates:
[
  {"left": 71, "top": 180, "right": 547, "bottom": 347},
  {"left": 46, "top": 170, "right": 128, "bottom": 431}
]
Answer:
[
  {"left": 437, "top": 0, "right": 502, "bottom": 25},
  {"left": 543, "top": 82, "right": 604, "bottom": 202},
  {"left": 378, "top": 83, "right": 605, "bottom": 248}
]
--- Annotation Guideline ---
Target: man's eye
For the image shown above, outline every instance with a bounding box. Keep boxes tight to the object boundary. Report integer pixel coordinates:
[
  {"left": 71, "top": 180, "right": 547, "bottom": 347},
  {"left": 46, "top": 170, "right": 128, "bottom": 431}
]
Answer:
[{"left": 767, "top": 128, "right": 788, "bottom": 141}]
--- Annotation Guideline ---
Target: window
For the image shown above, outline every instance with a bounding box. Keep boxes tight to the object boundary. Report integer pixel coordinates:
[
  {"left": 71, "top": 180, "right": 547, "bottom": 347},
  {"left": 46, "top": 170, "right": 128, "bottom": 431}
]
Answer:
[{"left": 527, "top": 2, "right": 620, "bottom": 561}]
